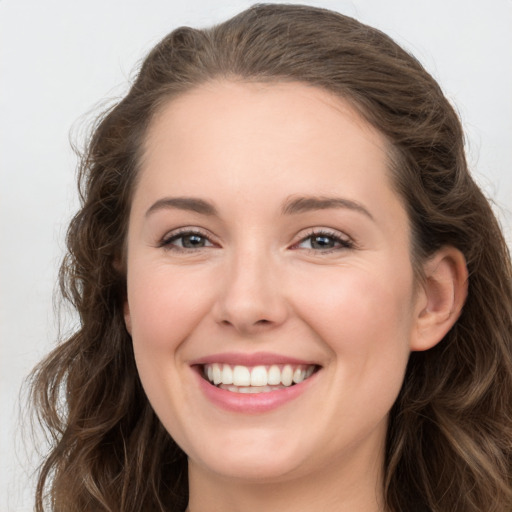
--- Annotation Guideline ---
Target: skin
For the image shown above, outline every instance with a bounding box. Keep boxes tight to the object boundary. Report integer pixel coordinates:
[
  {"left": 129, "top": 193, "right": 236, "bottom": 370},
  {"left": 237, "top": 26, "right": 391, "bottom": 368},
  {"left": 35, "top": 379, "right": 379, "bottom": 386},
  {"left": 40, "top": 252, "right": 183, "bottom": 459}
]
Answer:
[{"left": 124, "top": 81, "right": 467, "bottom": 512}]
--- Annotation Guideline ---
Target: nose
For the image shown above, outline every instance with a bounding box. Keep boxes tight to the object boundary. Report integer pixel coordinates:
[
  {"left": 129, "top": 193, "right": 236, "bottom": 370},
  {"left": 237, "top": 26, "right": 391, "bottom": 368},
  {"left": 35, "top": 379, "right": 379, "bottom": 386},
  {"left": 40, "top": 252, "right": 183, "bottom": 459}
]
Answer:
[{"left": 213, "top": 248, "right": 289, "bottom": 335}]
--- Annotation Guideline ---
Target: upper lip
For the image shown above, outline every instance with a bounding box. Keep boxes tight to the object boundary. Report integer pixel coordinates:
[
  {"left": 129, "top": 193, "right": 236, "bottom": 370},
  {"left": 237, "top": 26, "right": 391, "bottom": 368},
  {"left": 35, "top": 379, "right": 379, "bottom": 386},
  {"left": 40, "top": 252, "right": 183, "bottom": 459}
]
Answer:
[{"left": 189, "top": 351, "right": 320, "bottom": 367}]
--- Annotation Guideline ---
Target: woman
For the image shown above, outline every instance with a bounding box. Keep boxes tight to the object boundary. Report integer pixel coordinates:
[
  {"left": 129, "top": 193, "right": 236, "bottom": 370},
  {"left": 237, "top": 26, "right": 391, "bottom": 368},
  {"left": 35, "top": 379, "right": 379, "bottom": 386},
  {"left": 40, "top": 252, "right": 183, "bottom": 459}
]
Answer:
[{"left": 30, "top": 4, "right": 512, "bottom": 511}]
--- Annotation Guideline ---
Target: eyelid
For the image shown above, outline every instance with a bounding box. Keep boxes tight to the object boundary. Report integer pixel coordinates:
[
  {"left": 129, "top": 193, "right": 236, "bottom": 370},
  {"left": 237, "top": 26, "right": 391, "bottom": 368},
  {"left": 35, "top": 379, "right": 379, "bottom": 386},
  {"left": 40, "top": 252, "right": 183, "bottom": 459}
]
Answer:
[
  {"left": 158, "top": 226, "right": 218, "bottom": 250},
  {"left": 156, "top": 226, "right": 354, "bottom": 252},
  {"left": 290, "top": 227, "right": 354, "bottom": 251}
]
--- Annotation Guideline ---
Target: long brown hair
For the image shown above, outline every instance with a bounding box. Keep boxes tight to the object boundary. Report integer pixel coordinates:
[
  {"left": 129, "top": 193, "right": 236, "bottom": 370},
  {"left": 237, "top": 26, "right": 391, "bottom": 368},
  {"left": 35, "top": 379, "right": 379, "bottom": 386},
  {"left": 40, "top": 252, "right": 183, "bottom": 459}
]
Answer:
[{"left": 30, "top": 4, "right": 512, "bottom": 511}]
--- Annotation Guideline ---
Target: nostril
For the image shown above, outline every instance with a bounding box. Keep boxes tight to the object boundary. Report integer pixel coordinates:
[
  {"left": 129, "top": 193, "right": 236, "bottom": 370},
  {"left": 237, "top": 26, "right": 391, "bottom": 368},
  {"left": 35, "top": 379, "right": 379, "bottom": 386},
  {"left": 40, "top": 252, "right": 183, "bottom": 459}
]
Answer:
[{"left": 221, "top": 319, "right": 270, "bottom": 327}]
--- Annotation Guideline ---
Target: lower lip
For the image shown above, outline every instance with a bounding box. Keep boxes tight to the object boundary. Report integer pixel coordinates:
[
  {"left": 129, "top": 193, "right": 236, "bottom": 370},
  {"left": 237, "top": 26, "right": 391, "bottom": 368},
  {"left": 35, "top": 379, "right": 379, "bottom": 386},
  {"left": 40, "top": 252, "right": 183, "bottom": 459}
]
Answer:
[{"left": 194, "top": 368, "right": 318, "bottom": 414}]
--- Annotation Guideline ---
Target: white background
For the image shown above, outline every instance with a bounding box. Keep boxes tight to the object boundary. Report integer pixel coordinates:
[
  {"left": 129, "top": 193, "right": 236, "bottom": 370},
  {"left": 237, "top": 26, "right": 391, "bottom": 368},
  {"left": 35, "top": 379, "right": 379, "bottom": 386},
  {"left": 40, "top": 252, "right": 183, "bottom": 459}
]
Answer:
[{"left": 1, "top": 1, "right": 511, "bottom": 510}]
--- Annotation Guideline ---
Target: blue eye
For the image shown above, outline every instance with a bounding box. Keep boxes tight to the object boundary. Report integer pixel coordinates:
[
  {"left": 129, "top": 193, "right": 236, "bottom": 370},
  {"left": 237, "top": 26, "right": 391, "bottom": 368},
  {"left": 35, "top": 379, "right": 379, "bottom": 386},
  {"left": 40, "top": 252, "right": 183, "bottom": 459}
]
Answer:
[
  {"left": 297, "top": 231, "right": 352, "bottom": 251},
  {"left": 161, "top": 231, "right": 214, "bottom": 250}
]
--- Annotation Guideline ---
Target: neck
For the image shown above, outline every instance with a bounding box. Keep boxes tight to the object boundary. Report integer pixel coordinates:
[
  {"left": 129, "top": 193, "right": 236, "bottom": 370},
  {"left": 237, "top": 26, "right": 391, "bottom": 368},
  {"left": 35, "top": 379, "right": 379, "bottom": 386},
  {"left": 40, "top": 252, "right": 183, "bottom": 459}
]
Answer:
[{"left": 186, "top": 448, "right": 386, "bottom": 512}]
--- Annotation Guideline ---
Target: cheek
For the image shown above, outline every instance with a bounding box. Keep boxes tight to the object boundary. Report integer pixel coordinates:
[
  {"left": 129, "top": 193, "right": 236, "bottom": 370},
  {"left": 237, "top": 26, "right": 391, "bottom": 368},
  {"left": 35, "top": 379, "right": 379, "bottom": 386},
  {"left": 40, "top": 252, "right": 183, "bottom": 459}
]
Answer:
[
  {"left": 292, "top": 261, "right": 415, "bottom": 386},
  {"left": 299, "top": 262, "right": 413, "bottom": 332},
  {"left": 126, "top": 263, "right": 216, "bottom": 353},
  {"left": 125, "top": 264, "right": 217, "bottom": 437},
  {"left": 301, "top": 267, "right": 414, "bottom": 429}
]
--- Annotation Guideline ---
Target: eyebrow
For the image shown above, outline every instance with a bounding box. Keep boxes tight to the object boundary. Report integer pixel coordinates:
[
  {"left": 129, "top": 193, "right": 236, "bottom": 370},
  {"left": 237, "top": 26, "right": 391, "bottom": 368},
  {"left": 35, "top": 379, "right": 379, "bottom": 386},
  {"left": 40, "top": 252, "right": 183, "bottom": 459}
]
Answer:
[
  {"left": 145, "top": 197, "right": 218, "bottom": 217},
  {"left": 145, "top": 194, "right": 373, "bottom": 220},
  {"left": 281, "top": 195, "right": 374, "bottom": 220}
]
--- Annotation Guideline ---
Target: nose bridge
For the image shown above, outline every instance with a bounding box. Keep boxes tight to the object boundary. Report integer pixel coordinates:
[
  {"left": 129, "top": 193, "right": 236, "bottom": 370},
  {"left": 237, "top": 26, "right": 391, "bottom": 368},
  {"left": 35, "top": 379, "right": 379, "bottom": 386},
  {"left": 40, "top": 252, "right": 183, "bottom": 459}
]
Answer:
[{"left": 216, "top": 239, "right": 287, "bottom": 332}]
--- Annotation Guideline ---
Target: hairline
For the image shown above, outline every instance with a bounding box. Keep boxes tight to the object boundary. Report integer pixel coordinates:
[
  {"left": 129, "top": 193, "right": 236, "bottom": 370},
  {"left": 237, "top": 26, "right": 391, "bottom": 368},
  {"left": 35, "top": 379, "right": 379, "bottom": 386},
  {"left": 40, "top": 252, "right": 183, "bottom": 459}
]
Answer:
[{"left": 121, "top": 76, "right": 425, "bottom": 282}]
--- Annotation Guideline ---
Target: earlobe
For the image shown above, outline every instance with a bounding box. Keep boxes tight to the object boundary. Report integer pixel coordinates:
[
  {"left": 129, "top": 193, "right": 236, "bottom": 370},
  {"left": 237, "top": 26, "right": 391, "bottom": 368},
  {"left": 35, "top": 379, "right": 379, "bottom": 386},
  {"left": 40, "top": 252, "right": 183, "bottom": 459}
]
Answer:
[{"left": 410, "top": 246, "right": 468, "bottom": 352}]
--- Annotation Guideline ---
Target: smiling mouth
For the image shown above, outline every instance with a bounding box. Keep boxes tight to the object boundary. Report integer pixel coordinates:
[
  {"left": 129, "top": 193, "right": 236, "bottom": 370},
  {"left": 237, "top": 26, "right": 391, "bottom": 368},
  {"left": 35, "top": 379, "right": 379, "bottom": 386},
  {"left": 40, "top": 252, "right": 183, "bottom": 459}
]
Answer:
[{"left": 201, "top": 363, "right": 319, "bottom": 393}]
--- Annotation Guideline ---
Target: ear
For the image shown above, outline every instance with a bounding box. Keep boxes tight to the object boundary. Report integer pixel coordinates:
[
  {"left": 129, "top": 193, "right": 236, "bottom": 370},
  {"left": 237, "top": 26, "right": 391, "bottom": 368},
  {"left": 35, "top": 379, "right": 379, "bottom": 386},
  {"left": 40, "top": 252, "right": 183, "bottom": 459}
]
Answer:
[
  {"left": 410, "top": 246, "right": 468, "bottom": 352},
  {"left": 124, "top": 301, "right": 132, "bottom": 335}
]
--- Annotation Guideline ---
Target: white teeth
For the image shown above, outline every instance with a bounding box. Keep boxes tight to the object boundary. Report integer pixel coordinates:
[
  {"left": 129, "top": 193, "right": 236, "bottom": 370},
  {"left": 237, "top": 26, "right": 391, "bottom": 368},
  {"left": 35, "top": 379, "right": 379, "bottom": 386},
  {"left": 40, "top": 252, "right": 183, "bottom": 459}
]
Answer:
[
  {"left": 267, "top": 365, "right": 281, "bottom": 385},
  {"left": 250, "top": 366, "right": 268, "bottom": 386},
  {"left": 238, "top": 386, "right": 261, "bottom": 394},
  {"left": 281, "top": 365, "right": 293, "bottom": 386},
  {"left": 212, "top": 363, "right": 222, "bottom": 385},
  {"left": 203, "top": 362, "right": 317, "bottom": 390},
  {"left": 220, "top": 384, "right": 286, "bottom": 393},
  {"left": 233, "top": 365, "right": 251, "bottom": 386},
  {"left": 293, "top": 368, "right": 305, "bottom": 383},
  {"left": 221, "top": 364, "right": 233, "bottom": 385}
]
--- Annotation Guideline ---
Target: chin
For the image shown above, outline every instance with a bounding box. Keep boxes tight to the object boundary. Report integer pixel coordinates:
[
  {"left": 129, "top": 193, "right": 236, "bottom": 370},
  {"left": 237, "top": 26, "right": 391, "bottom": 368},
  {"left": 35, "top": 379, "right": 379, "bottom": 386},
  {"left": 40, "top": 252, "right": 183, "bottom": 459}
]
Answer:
[
  {"left": 196, "top": 455, "right": 306, "bottom": 484},
  {"left": 187, "top": 429, "right": 310, "bottom": 482}
]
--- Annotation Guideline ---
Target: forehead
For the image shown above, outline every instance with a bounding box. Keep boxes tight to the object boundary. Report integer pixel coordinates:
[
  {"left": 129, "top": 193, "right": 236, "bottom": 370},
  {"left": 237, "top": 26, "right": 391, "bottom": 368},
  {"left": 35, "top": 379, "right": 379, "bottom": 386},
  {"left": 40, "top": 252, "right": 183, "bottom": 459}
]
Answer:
[
  {"left": 135, "top": 80, "right": 404, "bottom": 224},
  {"left": 144, "top": 80, "right": 387, "bottom": 159}
]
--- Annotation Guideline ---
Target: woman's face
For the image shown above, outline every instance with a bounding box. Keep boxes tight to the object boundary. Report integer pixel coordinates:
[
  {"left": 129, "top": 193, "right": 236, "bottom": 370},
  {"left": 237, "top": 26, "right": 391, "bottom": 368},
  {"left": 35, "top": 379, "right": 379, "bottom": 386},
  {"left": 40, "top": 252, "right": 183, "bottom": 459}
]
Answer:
[{"left": 124, "top": 81, "right": 424, "bottom": 485}]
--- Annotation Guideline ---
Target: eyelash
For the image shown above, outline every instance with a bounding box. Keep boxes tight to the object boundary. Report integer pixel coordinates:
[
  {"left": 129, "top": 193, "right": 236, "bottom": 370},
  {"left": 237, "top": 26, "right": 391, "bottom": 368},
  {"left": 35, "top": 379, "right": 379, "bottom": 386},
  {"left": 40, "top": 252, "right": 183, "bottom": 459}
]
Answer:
[
  {"left": 159, "top": 228, "right": 215, "bottom": 252},
  {"left": 159, "top": 228, "right": 354, "bottom": 254},
  {"left": 292, "top": 229, "right": 354, "bottom": 253}
]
